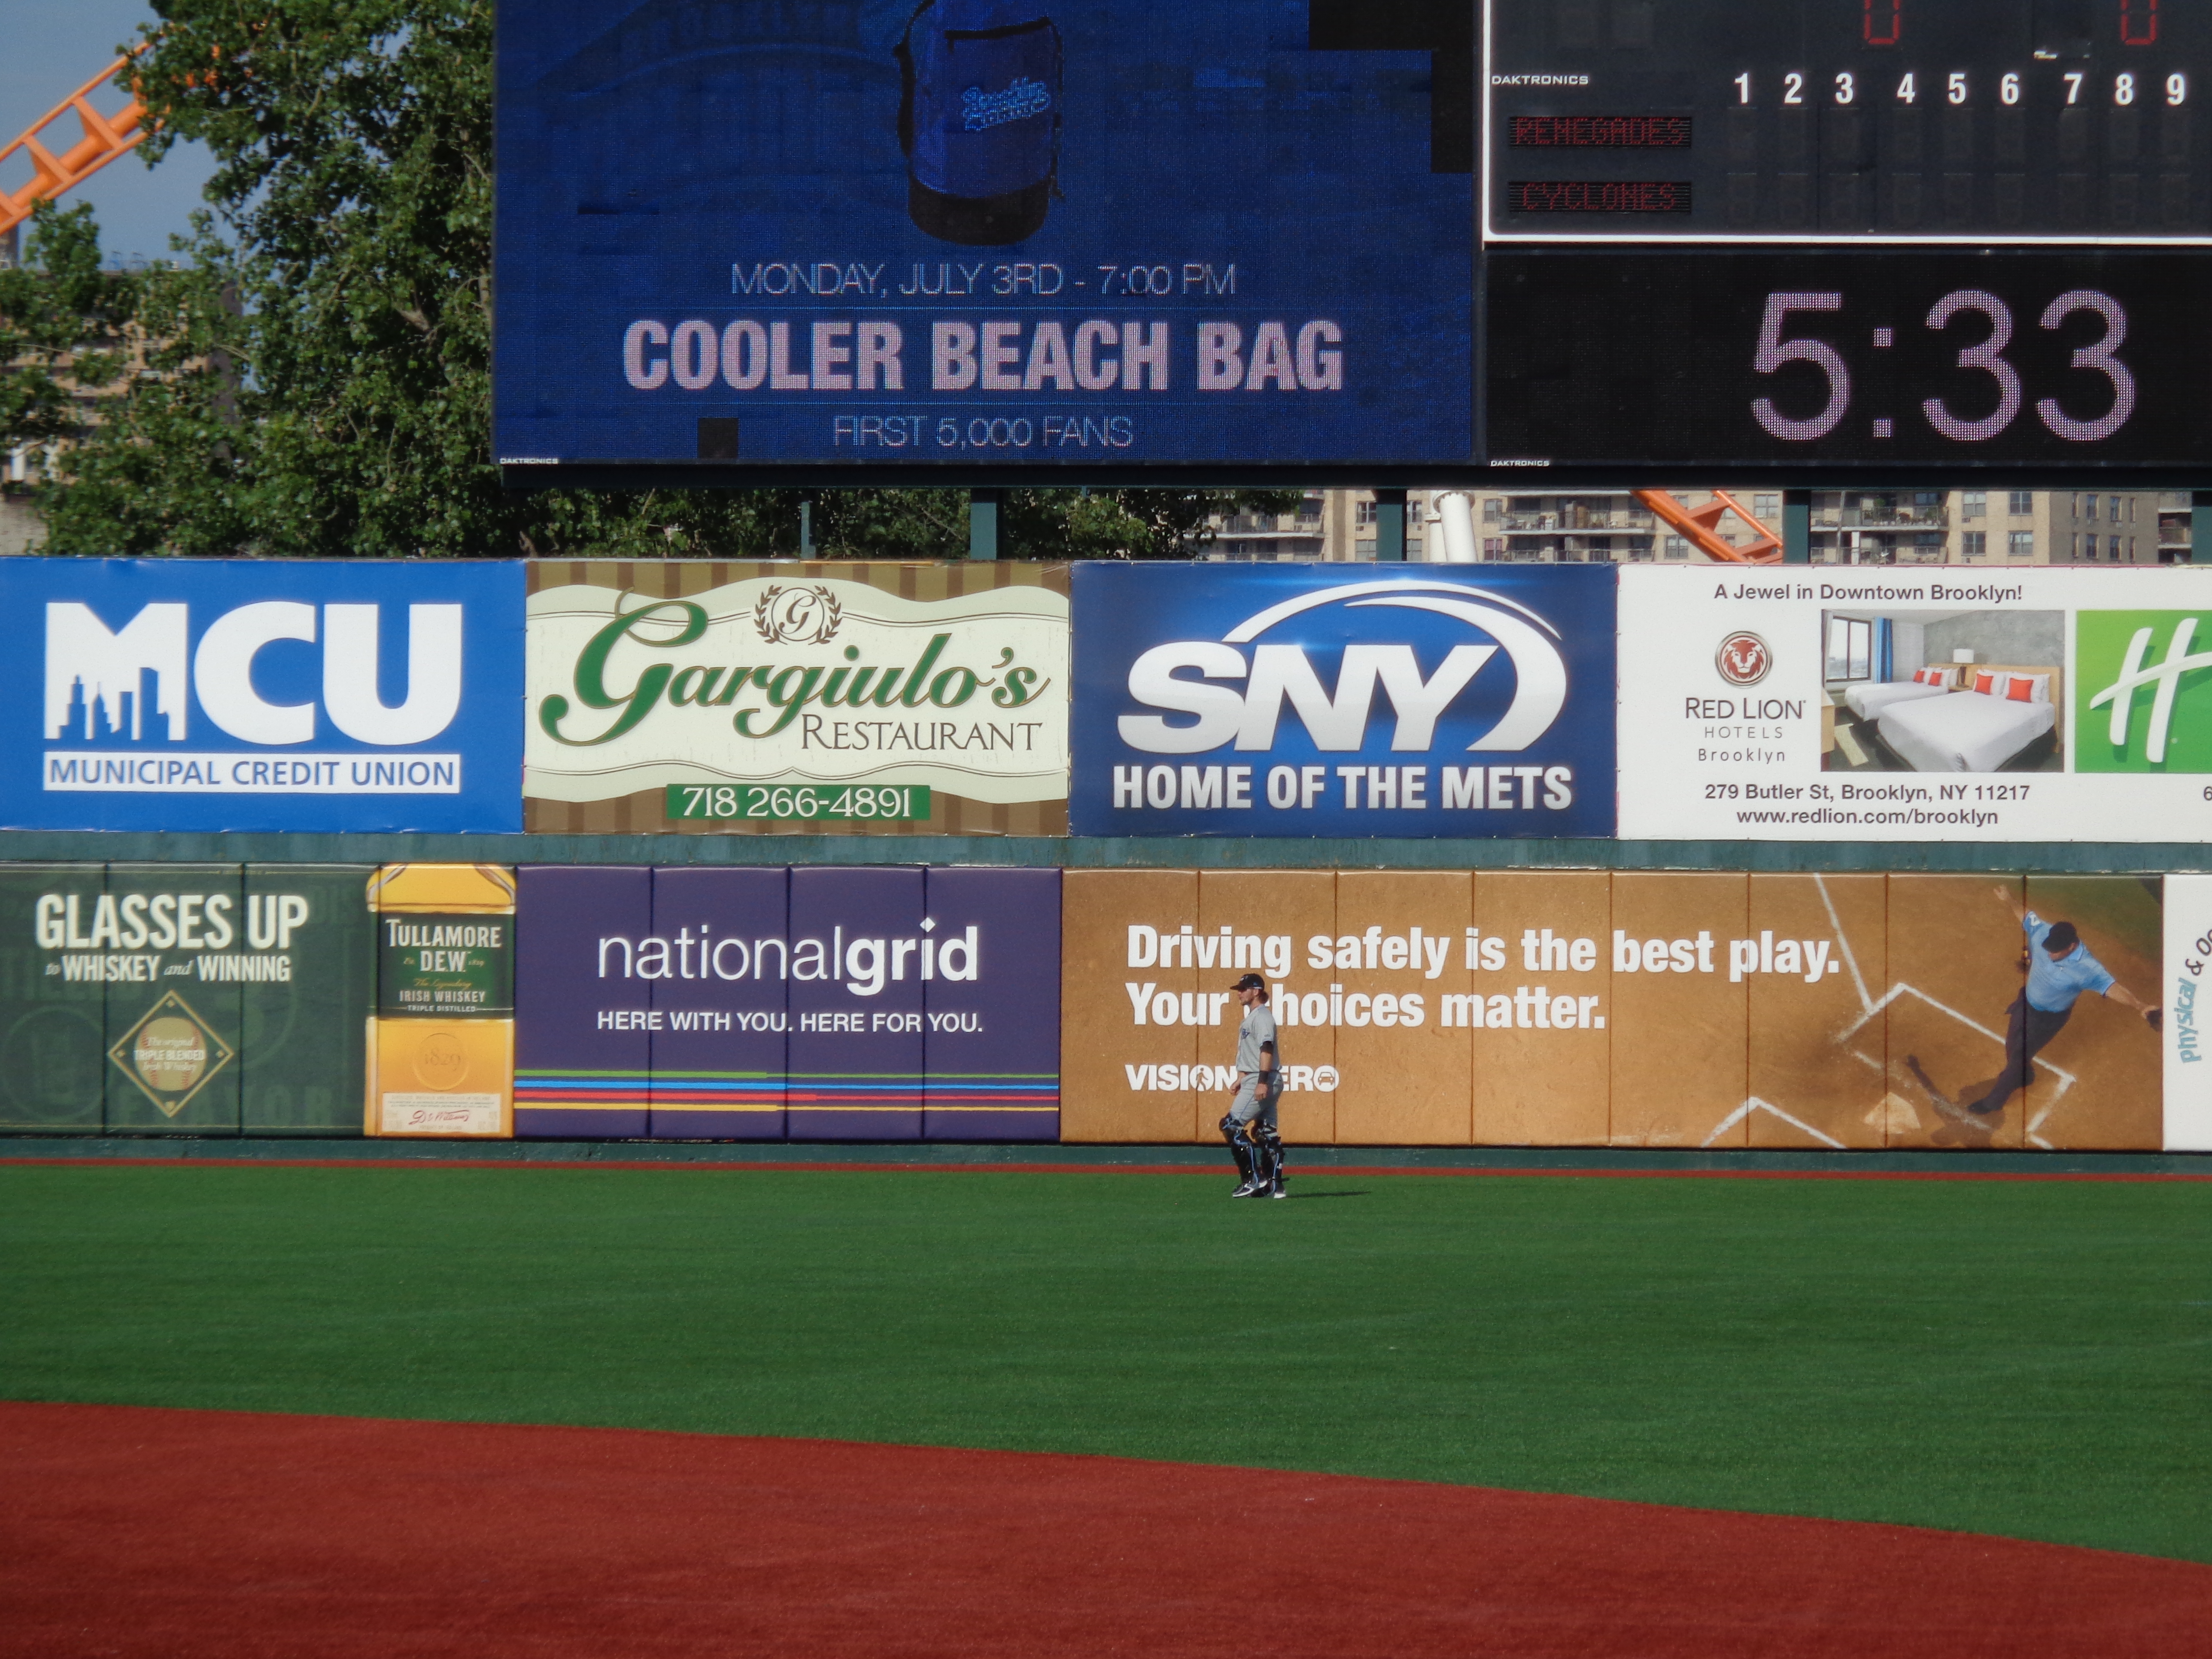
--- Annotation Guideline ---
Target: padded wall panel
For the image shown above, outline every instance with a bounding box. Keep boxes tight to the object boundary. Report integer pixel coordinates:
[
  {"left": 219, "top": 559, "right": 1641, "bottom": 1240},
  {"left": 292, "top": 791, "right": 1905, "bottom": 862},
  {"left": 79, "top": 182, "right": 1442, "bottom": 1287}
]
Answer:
[
  {"left": 1059, "top": 870, "right": 1198, "bottom": 1142},
  {"left": 1470, "top": 871, "right": 1611, "bottom": 1147},
  {"left": 923, "top": 868, "right": 1061, "bottom": 1142},
  {"left": 648, "top": 866, "right": 789, "bottom": 1140},
  {"left": 787, "top": 867, "right": 925, "bottom": 1140},
  {"left": 1607, "top": 872, "right": 1748, "bottom": 1149},
  {"left": 514, "top": 865, "right": 653, "bottom": 1138},
  {"left": 2020, "top": 875, "right": 2164, "bottom": 1151},
  {"left": 1885, "top": 875, "right": 2027, "bottom": 1149},
  {"left": 102, "top": 865, "right": 243, "bottom": 1135},
  {"left": 240, "top": 865, "right": 374, "bottom": 1136},
  {"left": 0, "top": 864, "right": 107, "bottom": 1132},
  {"left": 1330, "top": 871, "right": 1471, "bottom": 1146},
  {"left": 1747, "top": 873, "right": 1887, "bottom": 1150}
]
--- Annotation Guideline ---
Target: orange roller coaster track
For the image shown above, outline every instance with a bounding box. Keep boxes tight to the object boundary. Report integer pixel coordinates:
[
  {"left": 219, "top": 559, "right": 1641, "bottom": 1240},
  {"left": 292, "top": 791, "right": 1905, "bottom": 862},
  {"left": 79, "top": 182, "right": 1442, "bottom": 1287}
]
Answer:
[
  {"left": 0, "top": 53, "right": 148, "bottom": 237},
  {"left": 1634, "top": 488, "right": 1785, "bottom": 565}
]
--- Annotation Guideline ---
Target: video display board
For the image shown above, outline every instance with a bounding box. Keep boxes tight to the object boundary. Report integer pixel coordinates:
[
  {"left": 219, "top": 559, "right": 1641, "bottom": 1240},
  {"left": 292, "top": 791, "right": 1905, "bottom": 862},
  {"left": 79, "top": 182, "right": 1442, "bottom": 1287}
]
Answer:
[{"left": 492, "top": 0, "right": 1474, "bottom": 473}]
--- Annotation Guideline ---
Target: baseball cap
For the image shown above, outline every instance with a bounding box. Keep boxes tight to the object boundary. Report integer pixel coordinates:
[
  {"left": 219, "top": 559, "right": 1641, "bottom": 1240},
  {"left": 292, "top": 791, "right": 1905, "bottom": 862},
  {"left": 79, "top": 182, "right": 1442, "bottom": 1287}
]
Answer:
[{"left": 1231, "top": 972, "right": 1267, "bottom": 991}]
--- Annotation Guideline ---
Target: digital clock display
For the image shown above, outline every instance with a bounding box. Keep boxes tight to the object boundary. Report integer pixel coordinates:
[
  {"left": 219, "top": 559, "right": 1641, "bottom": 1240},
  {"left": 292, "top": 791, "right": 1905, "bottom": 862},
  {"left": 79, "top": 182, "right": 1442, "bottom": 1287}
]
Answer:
[
  {"left": 1486, "top": 0, "right": 2210, "bottom": 242},
  {"left": 1484, "top": 251, "right": 2212, "bottom": 466}
]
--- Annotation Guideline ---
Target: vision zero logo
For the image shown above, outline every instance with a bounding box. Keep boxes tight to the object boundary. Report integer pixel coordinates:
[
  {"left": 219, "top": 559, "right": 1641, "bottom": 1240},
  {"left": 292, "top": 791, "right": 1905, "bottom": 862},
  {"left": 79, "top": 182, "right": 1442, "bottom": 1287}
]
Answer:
[{"left": 1108, "top": 579, "right": 1582, "bottom": 815}]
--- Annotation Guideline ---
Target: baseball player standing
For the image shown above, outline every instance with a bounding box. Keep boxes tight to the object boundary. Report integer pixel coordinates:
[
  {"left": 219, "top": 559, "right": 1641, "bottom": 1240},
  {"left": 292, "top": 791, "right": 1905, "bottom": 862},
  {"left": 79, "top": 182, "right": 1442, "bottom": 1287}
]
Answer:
[
  {"left": 1961, "top": 886, "right": 2159, "bottom": 1118},
  {"left": 1222, "top": 972, "right": 1285, "bottom": 1198}
]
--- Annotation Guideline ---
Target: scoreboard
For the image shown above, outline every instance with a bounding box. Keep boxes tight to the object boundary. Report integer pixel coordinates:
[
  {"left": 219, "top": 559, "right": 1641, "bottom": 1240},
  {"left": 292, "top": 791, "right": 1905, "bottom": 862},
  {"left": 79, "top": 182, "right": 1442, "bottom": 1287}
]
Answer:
[
  {"left": 1480, "top": 0, "right": 2212, "bottom": 473},
  {"left": 490, "top": 0, "right": 2212, "bottom": 485},
  {"left": 1486, "top": 0, "right": 2209, "bottom": 241}
]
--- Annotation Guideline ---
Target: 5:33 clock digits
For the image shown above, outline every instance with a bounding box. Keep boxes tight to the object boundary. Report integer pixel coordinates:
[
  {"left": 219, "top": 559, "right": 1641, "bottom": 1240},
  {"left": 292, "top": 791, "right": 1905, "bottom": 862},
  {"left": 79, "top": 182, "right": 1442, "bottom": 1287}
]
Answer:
[{"left": 1750, "top": 287, "right": 2135, "bottom": 445}]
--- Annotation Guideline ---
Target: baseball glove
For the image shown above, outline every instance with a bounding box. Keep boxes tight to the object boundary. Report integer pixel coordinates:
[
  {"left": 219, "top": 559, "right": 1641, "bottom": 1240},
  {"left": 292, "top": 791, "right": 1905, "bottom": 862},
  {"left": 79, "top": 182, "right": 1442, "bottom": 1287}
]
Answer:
[{"left": 2145, "top": 1008, "right": 2164, "bottom": 1033}]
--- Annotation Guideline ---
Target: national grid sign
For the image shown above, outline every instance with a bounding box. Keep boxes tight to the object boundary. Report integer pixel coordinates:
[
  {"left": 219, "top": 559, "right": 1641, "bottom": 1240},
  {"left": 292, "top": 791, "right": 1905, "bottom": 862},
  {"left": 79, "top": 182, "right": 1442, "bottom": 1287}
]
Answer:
[
  {"left": 1069, "top": 564, "right": 1618, "bottom": 837},
  {"left": 5, "top": 559, "right": 525, "bottom": 833}
]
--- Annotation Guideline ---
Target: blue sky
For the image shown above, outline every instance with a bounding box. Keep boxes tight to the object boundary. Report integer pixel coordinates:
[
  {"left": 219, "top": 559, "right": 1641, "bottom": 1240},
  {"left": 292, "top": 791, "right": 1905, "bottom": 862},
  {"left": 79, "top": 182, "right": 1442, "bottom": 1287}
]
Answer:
[{"left": 0, "top": 0, "right": 218, "bottom": 262}]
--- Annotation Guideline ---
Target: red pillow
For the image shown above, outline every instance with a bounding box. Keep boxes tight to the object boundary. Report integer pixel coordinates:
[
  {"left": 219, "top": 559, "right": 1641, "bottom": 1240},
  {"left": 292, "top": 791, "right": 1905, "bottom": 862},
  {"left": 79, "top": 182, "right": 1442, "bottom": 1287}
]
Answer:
[
  {"left": 2007, "top": 675, "right": 2036, "bottom": 702},
  {"left": 1974, "top": 672, "right": 1997, "bottom": 695}
]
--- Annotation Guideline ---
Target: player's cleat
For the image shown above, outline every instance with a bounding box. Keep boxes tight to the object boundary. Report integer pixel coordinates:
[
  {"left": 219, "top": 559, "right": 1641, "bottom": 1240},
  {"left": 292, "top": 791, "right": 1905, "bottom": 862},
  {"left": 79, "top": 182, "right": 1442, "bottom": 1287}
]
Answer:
[
  {"left": 1267, "top": 1182, "right": 1287, "bottom": 1198},
  {"left": 1232, "top": 1178, "right": 1262, "bottom": 1198},
  {"left": 1220, "top": 1112, "right": 1257, "bottom": 1188}
]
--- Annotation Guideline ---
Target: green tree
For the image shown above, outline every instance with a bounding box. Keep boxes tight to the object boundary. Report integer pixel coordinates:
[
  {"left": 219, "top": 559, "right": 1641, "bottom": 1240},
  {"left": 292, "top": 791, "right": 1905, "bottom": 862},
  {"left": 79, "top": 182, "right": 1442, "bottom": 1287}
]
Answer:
[
  {"left": 9, "top": 0, "right": 1295, "bottom": 559},
  {"left": 0, "top": 204, "right": 141, "bottom": 481}
]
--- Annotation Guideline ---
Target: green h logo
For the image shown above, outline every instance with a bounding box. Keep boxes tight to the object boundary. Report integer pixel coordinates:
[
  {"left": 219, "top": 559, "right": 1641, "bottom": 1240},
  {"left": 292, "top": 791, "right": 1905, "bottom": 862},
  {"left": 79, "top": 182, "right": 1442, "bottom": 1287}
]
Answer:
[{"left": 2078, "top": 611, "right": 2212, "bottom": 772}]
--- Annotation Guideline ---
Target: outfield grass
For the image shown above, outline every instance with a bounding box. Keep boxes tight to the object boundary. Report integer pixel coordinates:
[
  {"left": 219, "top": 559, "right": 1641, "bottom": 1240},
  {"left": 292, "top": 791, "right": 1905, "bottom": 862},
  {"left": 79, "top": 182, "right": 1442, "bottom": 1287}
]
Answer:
[{"left": 2, "top": 1163, "right": 2207, "bottom": 1561}]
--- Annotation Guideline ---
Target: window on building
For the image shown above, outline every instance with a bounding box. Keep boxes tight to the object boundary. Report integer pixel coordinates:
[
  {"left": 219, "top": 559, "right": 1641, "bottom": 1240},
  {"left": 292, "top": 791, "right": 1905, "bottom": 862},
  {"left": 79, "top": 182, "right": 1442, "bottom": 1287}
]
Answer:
[
  {"left": 1297, "top": 495, "right": 1322, "bottom": 520},
  {"left": 1355, "top": 500, "right": 1376, "bottom": 526},
  {"left": 1962, "top": 491, "right": 1986, "bottom": 519},
  {"left": 2009, "top": 531, "right": 2035, "bottom": 558},
  {"left": 2010, "top": 491, "right": 2033, "bottom": 516},
  {"left": 2084, "top": 534, "right": 2098, "bottom": 559},
  {"left": 1753, "top": 493, "right": 1781, "bottom": 522},
  {"left": 1482, "top": 497, "right": 1501, "bottom": 523},
  {"left": 2085, "top": 494, "right": 2099, "bottom": 520},
  {"left": 1826, "top": 616, "right": 1872, "bottom": 682},
  {"left": 1962, "top": 531, "right": 1986, "bottom": 557},
  {"left": 1663, "top": 535, "right": 1690, "bottom": 559},
  {"left": 2116, "top": 496, "right": 2127, "bottom": 522}
]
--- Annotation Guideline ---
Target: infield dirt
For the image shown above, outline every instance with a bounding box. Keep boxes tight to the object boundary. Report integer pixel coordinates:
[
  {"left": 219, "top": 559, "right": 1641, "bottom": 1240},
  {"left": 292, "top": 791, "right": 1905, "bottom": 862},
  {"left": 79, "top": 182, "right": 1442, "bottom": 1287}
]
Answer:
[{"left": 6, "top": 1403, "right": 2206, "bottom": 1659}]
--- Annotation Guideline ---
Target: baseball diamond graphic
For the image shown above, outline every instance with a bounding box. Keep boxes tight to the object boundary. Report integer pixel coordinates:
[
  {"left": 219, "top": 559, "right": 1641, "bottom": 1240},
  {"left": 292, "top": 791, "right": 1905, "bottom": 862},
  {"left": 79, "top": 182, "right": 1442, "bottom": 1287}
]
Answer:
[{"left": 1695, "top": 874, "right": 2163, "bottom": 1153}]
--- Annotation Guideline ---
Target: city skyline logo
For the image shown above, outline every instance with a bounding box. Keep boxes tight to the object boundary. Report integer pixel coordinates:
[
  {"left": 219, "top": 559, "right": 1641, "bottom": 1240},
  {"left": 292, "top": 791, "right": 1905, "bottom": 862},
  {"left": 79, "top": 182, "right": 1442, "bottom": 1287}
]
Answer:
[{"left": 2078, "top": 611, "right": 2212, "bottom": 772}]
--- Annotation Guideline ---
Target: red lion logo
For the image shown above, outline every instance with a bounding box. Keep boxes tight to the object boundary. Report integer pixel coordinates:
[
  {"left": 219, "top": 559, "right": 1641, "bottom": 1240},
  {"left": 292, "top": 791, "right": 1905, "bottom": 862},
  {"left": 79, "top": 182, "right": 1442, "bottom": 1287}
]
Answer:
[{"left": 1715, "top": 631, "right": 1771, "bottom": 686}]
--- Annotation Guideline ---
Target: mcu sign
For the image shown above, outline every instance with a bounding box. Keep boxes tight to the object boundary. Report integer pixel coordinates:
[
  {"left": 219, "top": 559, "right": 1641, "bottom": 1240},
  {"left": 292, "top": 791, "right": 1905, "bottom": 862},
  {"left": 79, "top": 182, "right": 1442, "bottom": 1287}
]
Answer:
[
  {"left": 1070, "top": 564, "right": 1617, "bottom": 837},
  {"left": 4, "top": 559, "right": 524, "bottom": 833}
]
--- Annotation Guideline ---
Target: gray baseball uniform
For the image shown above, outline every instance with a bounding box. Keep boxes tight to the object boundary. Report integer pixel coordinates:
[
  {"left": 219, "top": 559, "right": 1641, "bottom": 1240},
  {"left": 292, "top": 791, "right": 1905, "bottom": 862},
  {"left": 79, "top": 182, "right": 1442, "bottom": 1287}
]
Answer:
[{"left": 1229, "top": 1001, "right": 1280, "bottom": 1127}]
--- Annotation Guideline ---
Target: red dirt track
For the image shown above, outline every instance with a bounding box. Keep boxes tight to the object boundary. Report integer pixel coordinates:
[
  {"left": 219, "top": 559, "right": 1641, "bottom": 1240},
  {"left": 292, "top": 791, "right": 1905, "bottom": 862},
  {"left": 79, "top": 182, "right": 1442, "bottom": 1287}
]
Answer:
[{"left": 4, "top": 1403, "right": 2207, "bottom": 1658}]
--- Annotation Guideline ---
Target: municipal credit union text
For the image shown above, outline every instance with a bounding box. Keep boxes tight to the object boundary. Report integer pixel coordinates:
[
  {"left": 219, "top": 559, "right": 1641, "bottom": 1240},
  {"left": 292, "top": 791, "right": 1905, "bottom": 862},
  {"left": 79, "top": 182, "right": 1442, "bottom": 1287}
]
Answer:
[{"left": 621, "top": 319, "right": 1346, "bottom": 395}]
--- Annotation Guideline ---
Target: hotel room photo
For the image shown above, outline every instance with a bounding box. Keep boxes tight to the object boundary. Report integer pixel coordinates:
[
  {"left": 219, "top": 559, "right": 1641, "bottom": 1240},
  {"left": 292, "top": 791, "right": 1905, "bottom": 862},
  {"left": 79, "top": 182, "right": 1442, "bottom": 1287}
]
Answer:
[{"left": 1822, "top": 609, "right": 2066, "bottom": 775}]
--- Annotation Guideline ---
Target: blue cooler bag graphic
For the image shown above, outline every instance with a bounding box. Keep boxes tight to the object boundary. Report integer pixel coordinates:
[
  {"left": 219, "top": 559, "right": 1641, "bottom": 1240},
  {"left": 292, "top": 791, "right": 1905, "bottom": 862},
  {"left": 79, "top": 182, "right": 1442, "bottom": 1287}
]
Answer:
[{"left": 897, "top": 0, "right": 1062, "bottom": 245}]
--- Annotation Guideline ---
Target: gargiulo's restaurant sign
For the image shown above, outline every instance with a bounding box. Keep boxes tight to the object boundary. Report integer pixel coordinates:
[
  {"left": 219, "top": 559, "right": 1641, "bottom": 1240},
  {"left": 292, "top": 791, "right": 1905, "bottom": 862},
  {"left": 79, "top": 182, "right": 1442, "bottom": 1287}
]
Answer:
[{"left": 526, "top": 571, "right": 1069, "bottom": 825}]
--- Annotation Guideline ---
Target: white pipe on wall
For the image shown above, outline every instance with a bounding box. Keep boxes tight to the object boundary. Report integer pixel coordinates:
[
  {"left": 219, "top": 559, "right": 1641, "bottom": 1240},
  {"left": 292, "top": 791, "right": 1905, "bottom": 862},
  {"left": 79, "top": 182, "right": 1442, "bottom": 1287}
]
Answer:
[{"left": 1435, "top": 491, "right": 1478, "bottom": 563}]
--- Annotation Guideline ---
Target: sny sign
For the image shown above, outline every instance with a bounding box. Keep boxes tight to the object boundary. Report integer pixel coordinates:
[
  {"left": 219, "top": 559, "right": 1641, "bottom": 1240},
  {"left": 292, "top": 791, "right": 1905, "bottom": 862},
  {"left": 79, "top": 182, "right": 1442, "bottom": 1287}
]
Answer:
[{"left": 1069, "top": 565, "right": 1617, "bottom": 837}]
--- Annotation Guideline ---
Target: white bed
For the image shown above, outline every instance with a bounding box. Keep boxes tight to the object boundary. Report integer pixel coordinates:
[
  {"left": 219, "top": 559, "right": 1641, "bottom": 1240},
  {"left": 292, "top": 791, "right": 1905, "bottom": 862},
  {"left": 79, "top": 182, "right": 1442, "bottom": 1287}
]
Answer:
[
  {"left": 1844, "top": 679, "right": 1951, "bottom": 720},
  {"left": 1878, "top": 691, "right": 2055, "bottom": 772}
]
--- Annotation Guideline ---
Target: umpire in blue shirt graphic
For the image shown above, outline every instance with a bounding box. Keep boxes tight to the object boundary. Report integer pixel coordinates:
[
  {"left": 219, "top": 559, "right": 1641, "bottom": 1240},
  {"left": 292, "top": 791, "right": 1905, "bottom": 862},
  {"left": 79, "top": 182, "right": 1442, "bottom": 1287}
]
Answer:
[
  {"left": 1223, "top": 972, "right": 1285, "bottom": 1198},
  {"left": 1967, "top": 886, "right": 2159, "bottom": 1117}
]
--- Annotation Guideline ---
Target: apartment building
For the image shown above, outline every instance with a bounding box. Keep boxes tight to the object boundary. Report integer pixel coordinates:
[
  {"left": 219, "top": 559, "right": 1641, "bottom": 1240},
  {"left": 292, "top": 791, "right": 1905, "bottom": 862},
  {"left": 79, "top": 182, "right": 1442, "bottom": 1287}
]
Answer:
[{"left": 1210, "top": 489, "right": 2195, "bottom": 564}]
